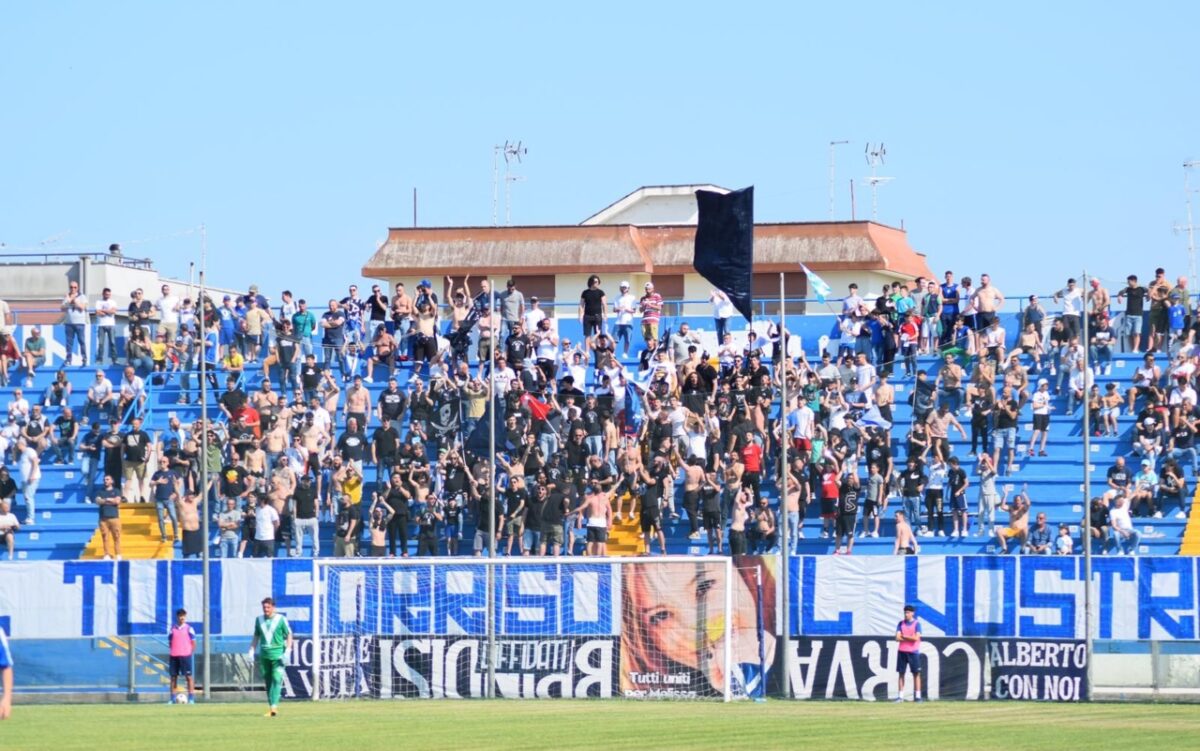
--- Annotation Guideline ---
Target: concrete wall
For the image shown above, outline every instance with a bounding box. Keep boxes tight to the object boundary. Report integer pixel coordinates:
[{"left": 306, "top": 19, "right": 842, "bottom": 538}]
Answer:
[{"left": 598, "top": 194, "right": 702, "bottom": 225}]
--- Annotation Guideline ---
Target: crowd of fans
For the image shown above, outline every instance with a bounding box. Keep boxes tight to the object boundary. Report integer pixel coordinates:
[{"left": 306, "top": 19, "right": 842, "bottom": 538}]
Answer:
[{"left": 0, "top": 265, "right": 1196, "bottom": 561}]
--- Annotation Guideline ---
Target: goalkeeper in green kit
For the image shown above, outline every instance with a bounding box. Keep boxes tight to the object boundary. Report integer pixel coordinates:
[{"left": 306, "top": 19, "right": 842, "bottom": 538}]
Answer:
[{"left": 249, "top": 597, "right": 292, "bottom": 717}]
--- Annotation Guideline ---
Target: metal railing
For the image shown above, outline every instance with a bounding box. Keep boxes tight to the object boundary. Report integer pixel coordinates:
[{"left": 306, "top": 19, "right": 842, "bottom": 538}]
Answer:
[{"left": 0, "top": 250, "right": 155, "bottom": 270}]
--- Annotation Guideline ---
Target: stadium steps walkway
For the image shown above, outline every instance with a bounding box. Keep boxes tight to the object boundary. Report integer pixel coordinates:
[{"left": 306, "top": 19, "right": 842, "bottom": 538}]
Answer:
[
  {"left": 1179, "top": 485, "right": 1200, "bottom": 554},
  {"left": 81, "top": 504, "right": 176, "bottom": 560},
  {"left": 98, "top": 637, "right": 171, "bottom": 688},
  {"left": 607, "top": 493, "right": 645, "bottom": 556}
]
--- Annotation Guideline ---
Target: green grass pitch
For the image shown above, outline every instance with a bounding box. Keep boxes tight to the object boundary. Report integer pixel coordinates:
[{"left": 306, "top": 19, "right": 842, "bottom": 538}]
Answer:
[{"left": 4, "top": 700, "right": 1195, "bottom": 750}]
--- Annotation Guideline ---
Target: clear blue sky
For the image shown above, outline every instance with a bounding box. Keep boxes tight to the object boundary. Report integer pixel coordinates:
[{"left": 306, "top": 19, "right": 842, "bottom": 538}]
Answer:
[{"left": 2, "top": 2, "right": 1197, "bottom": 301}]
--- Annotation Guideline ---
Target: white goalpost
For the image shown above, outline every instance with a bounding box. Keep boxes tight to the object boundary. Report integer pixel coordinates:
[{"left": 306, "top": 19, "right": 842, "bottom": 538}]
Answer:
[{"left": 310, "top": 556, "right": 765, "bottom": 702}]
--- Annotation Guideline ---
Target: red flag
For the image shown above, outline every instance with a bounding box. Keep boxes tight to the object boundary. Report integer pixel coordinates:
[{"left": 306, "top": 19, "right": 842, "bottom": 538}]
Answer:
[{"left": 521, "top": 392, "right": 550, "bottom": 421}]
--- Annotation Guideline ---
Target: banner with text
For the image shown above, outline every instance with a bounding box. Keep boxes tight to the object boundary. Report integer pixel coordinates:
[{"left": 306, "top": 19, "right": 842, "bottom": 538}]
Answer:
[
  {"left": 789, "top": 555, "right": 1198, "bottom": 641},
  {"left": 284, "top": 635, "right": 618, "bottom": 699},
  {"left": 988, "top": 639, "right": 1088, "bottom": 701}
]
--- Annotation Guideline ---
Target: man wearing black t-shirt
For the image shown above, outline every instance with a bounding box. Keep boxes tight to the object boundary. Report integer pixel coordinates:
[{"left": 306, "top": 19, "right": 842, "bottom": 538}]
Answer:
[
  {"left": 524, "top": 484, "right": 547, "bottom": 554},
  {"left": 371, "top": 418, "right": 401, "bottom": 486},
  {"left": 505, "top": 322, "right": 531, "bottom": 366},
  {"left": 298, "top": 354, "right": 323, "bottom": 405},
  {"left": 383, "top": 474, "right": 412, "bottom": 557},
  {"left": 992, "top": 389, "right": 1021, "bottom": 475},
  {"left": 292, "top": 474, "right": 319, "bottom": 557},
  {"left": 366, "top": 284, "right": 389, "bottom": 342},
  {"left": 121, "top": 417, "right": 152, "bottom": 504},
  {"left": 1116, "top": 274, "right": 1148, "bottom": 353},
  {"left": 376, "top": 378, "right": 409, "bottom": 424},
  {"left": 539, "top": 490, "right": 569, "bottom": 556},
  {"left": 336, "top": 418, "right": 368, "bottom": 474},
  {"left": 415, "top": 498, "right": 442, "bottom": 557},
  {"left": 578, "top": 275, "right": 607, "bottom": 354},
  {"left": 1106, "top": 457, "right": 1131, "bottom": 492}
]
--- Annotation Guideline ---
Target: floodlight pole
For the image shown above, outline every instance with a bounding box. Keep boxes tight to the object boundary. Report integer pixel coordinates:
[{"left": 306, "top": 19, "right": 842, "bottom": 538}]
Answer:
[
  {"left": 1080, "top": 269, "right": 1093, "bottom": 702},
  {"left": 486, "top": 276, "right": 498, "bottom": 699},
  {"left": 777, "top": 271, "right": 791, "bottom": 698}
]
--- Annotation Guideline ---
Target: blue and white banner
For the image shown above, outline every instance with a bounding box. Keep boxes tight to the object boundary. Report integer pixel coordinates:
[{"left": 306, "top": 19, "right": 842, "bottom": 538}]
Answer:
[
  {"left": 0, "top": 560, "right": 617, "bottom": 640},
  {"left": 0, "top": 556, "right": 1196, "bottom": 642},
  {"left": 789, "top": 556, "right": 1198, "bottom": 641}
]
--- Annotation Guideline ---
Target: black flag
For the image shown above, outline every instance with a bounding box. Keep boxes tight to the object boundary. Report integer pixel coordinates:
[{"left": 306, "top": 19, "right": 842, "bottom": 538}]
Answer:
[{"left": 694, "top": 187, "right": 754, "bottom": 322}]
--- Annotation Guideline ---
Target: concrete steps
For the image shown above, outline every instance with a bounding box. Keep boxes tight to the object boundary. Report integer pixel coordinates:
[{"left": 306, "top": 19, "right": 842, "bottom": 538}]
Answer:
[{"left": 80, "top": 504, "right": 176, "bottom": 560}]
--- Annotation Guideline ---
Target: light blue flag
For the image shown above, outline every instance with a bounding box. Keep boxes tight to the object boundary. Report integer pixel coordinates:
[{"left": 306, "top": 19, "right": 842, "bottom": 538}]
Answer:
[{"left": 800, "top": 263, "right": 832, "bottom": 303}]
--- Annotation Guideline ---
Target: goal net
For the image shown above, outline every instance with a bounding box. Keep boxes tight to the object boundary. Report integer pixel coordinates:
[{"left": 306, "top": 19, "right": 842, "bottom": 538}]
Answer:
[{"left": 311, "top": 556, "right": 768, "bottom": 701}]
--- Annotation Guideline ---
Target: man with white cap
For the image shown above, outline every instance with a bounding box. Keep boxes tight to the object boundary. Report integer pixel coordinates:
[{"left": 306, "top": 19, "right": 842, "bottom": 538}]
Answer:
[
  {"left": 613, "top": 281, "right": 636, "bottom": 357},
  {"left": 1027, "top": 378, "right": 1054, "bottom": 458}
]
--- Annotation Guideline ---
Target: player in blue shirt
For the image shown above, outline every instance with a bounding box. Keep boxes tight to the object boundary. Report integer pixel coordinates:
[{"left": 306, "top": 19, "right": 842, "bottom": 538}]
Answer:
[{"left": 0, "top": 624, "right": 13, "bottom": 719}]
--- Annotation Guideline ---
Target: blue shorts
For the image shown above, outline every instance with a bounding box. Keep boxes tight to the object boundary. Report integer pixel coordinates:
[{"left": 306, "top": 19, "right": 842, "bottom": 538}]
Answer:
[
  {"left": 995, "top": 427, "right": 1017, "bottom": 452},
  {"left": 897, "top": 650, "right": 921, "bottom": 675},
  {"left": 950, "top": 491, "right": 967, "bottom": 513},
  {"left": 170, "top": 655, "right": 194, "bottom": 678},
  {"left": 219, "top": 329, "right": 236, "bottom": 346},
  {"left": 1121, "top": 314, "right": 1143, "bottom": 336}
]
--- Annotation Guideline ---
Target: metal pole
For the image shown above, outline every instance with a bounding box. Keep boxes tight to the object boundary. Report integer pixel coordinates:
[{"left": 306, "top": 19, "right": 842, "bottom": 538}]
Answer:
[
  {"left": 722, "top": 557, "right": 733, "bottom": 702},
  {"left": 1080, "top": 269, "right": 1093, "bottom": 702},
  {"left": 777, "top": 271, "right": 791, "bottom": 698},
  {"left": 1184, "top": 163, "right": 1197, "bottom": 293},
  {"left": 127, "top": 635, "right": 137, "bottom": 698},
  {"left": 199, "top": 224, "right": 212, "bottom": 701},
  {"left": 486, "top": 277, "right": 497, "bottom": 698},
  {"left": 828, "top": 140, "right": 848, "bottom": 220}
]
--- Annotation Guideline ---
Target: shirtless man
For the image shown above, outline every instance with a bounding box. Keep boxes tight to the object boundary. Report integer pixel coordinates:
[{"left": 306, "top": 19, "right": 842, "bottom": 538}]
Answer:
[
  {"left": 262, "top": 420, "right": 289, "bottom": 480},
  {"left": 251, "top": 380, "right": 279, "bottom": 416},
  {"left": 926, "top": 404, "right": 967, "bottom": 463},
  {"left": 681, "top": 458, "right": 705, "bottom": 540},
  {"left": 727, "top": 487, "right": 750, "bottom": 555},
  {"left": 301, "top": 415, "right": 329, "bottom": 477},
  {"left": 893, "top": 510, "right": 920, "bottom": 555},
  {"left": 343, "top": 376, "right": 372, "bottom": 429},
  {"left": 995, "top": 488, "right": 1031, "bottom": 554},
  {"left": 970, "top": 273, "right": 1005, "bottom": 350},
  {"left": 874, "top": 374, "right": 895, "bottom": 425},
  {"left": 367, "top": 493, "right": 395, "bottom": 557},
  {"left": 613, "top": 438, "right": 643, "bottom": 521},
  {"left": 702, "top": 470, "right": 725, "bottom": 554},
  {"left": 244, "top": 440, "right": 268, "bottom": 480},
  {"left": 175, "top": 492, "right": 203, "bottom": 559},
  {"left": 576, "top": 486, "right": 613, "bottom": 556}
]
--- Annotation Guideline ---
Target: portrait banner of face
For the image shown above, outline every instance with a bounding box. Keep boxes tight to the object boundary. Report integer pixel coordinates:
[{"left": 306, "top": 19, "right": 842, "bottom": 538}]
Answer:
[{"left": 619, "top": 557, "right": 777, "bottom": 699}]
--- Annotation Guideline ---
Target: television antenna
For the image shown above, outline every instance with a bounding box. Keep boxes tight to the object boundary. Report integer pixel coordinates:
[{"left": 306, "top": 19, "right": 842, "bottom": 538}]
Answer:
[
  {"left": 493, "top": 141, "right": 528, "bottom": 225},
  {"left": 863, "top": 142, "right": 893, "bottom": 222},
  {"left": 1174, "top": 161, "right": 1199, "bottom": 291},
  {"left": 828, "top": 140, "right": 849, "bottom": 220}
]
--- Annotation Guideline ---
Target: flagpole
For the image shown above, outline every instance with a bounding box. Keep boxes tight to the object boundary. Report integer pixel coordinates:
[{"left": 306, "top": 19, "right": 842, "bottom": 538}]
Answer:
[{"left": 199, "top": 223, "right": 211, "bottom": 702}]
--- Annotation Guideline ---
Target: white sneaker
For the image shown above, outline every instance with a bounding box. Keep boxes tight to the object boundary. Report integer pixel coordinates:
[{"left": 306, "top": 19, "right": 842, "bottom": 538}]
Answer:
[
  {"left": 871, "top": 531, "right": 880, "bottom": 538},
  {"left": 796, "top": 531, "right": 805, "bottom": 539},
  {"left": 919, "top": 530, "right": 933, "bottom": 537},
  {"left": 820, "top": 531, "right": 829, "bottom": 539},
  {"left": 103, "top": 555, "right": 112, "bottom": 561},
  {"left": 364, "top": 376, "right": 373, "bottom": 383},
  {"left": 1153, "top": 511, "right": 1163, "bottom": 519},
  {"left": 23, "top": 517, "right": 34, "bottom": 525},
  {"left": 1175, "top": 511, "right": 1187, "bottom": 519},
  {"left": 688, "top": 531, "right": 703, "bottom": 540}
]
